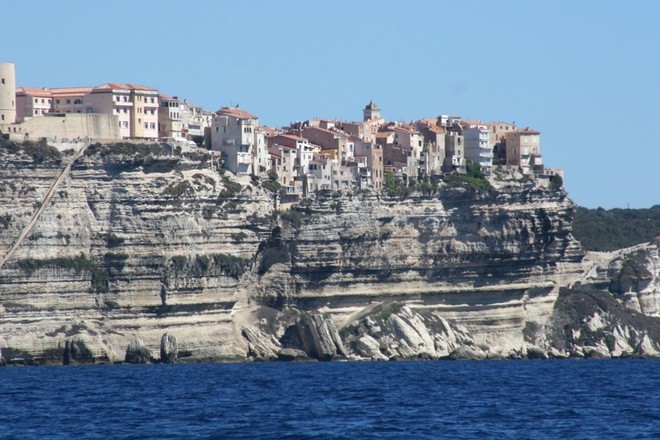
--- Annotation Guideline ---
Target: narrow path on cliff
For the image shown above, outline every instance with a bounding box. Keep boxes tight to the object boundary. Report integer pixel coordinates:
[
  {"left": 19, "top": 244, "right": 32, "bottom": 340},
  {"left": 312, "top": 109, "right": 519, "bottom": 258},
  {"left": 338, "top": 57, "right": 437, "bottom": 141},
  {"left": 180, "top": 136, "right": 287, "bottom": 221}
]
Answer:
[{"left": 0, "top": 142, "right": 90, "bottom": 270}]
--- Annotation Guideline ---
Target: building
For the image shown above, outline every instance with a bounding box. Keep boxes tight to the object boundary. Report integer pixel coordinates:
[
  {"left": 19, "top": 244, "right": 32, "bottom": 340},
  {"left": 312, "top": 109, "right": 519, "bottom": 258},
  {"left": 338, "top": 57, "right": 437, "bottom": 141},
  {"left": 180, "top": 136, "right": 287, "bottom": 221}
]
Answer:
[
  {"left": 86, "top": 83, "right": 159, "bottom": 139},
  {"left": 354, "top": 138, "right": 384, "bottom": 189},
  {"left": 505, "top": 127, "right": 542, "bottom": 174},
  {"left": 487, "top": 121, "right": 516, "bottom": 165},
  {"left": 301, "top": 126, "right": 354, "bottom": 161},
  {"left": 51, "top": 87, "right": 93, "bottom": 114},
  {"left": 158, "top": 94, "right": 184, "bottom": 139},
  {"left": 460, "top": 121, "right": 493, "bottom": 173},
  {"left": 211, "top": 107, "right": 264, "bottom": 175},
  {"left": 363, "top": 100, "right": 381, "bottom": 121},
  {"left": 269, "top": 143, "right": 299, "bottom": 196},
  {"left": 487, "top": 121, "right": 516, "bottom": 146},
  {"left": 183, "top": 102, "right": 212, "bottom": 138},
  {"left": 444, "top": 131, "right": 466, "bottom": 173},
  {"left": 418, "top": 122, "right": 446, "bottom": 175},
  {"left": 15, "top": 87, "right": 52, "bottom": 122}
]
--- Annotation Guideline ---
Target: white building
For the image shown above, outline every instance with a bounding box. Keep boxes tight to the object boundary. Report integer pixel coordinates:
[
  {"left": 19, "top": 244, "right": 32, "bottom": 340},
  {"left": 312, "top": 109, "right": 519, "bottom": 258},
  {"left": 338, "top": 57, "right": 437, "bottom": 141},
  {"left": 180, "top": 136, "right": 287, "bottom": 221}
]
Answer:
[
  {"left": 211, "top": 107, "right": 265, "bottom": 175},
  {"left": 461, "top": 121, "right": 492, "bottom": 173}
]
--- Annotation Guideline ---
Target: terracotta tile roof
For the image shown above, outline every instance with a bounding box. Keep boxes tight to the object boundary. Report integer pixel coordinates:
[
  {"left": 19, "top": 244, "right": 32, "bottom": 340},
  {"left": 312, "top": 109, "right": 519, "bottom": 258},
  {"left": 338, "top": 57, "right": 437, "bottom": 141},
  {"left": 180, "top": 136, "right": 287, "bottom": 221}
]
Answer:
[
  {"left": 92, "top": 83, "right": 157, "bottom": 92},
  {"left": 278, "top": 133, "right": 307, "bottom": 142},
  {"left": 259, "top": 126, "right": 278, "bottom": 136},
  {"left": 304, "top": 125, "right": 345, "bottom": 137},
  {"left": 487, "top": 121, "right": 515, "bottom": 127},
  {"left": 375, "top": 132, "right": 393, "bottom": 138},
  {"left": 50, "top": 87, "right": 93, "bottom": 97},
  {"left": 459, "top": 120, "right": 485, "bottom": 127},
  {"left": 159, "top": 93, "right": 179, "bottom": 102},
  {"left": 423, "top": 124, "right": 446, "bottom": 134},
  {"left": 216, "top": 107, "right": 257, "bottom": 119},
  {"left": 516, "top": 127, "right": 541, "bottom": 135},
  {"left": 16, "top": 87, "right": 53, "bottom": 97}
]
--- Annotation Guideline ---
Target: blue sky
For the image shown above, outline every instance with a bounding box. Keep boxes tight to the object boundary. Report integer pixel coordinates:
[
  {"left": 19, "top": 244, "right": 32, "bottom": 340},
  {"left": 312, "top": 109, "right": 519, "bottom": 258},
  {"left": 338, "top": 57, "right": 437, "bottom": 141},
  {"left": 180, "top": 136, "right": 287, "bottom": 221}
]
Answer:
[{"left": 3, "top": 0, "right": 659, "bottom": 208}]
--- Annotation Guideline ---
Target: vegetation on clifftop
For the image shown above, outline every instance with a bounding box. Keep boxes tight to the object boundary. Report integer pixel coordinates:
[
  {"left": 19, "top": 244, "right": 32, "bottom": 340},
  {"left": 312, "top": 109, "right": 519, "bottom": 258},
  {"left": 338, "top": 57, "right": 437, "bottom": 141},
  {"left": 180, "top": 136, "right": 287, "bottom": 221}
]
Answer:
[
  {"left": 443, "top": 163, "right": 492, "bottom": 191},
  {"left": 572, "top": 205, "right": 660, "bottom": 251},
  {"left": 0, "top": 137, "right": 62, "bottom": 164}
]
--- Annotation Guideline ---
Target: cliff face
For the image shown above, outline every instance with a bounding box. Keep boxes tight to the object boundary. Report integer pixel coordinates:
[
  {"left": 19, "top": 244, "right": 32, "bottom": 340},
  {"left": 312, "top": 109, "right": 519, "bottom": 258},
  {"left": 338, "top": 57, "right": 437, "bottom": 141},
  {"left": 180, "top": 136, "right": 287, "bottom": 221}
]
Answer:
[
  {"left": 0, "top": 143, "right": 658, "bottom": 365},
  {"left": 255, "top": 175, "right": 584, "bottom": 358}
]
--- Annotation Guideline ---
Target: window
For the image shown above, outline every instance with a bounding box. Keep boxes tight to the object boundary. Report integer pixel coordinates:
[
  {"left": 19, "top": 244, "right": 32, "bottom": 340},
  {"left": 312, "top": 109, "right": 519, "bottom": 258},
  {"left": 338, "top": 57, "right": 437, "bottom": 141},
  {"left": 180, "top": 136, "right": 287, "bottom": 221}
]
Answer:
[
  {"left": 150, "top": 122, "right": 155, "bottom": 129},
  {"left": 1, "top": 78, "right": 4, "bottom": 84},
  {"left": 123, "top": 121, "right": 128, "bottom": 128},
  {"left": 56, "top": 99, "right": 60, "bottom": 104},
  {"left": 74, "top": 98, "right": 83, "bottom": 105},
  {"left": 1, "top": 115, "right": 3, "bottom": 121},
  {"left": 116, "top": 96, "right": 120, "bottom": 102},
  {"left": 66, "top": 99, "right": 71, "bottom": 104},
  {"left": 144, "top": 122, "right": 148, "bottom": 129}
]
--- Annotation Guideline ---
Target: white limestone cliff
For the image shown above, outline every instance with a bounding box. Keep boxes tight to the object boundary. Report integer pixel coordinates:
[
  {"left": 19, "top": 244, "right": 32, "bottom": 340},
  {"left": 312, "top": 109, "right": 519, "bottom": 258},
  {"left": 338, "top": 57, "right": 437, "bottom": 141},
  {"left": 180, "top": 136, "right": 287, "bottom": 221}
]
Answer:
[{"left": 0, "top": 141, "right": 658, "bottom": 365}]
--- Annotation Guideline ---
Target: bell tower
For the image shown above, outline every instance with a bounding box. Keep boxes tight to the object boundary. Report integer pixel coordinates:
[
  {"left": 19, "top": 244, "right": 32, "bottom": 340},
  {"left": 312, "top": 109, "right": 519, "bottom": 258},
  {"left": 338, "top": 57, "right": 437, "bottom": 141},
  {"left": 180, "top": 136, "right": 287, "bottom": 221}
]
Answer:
[{"left": 363, "top": 100, "right": 381, "bottom": 121}]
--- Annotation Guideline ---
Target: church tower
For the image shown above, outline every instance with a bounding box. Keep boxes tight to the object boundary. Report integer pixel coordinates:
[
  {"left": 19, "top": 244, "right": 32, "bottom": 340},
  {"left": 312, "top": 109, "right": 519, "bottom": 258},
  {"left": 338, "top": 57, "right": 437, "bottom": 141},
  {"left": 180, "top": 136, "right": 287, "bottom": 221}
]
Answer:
[
  {"left": 0, "top": 62, "right": 16, "bottom": 124},
  {"left": 363, "top": 100, "right": 381, "bottom": 121}
]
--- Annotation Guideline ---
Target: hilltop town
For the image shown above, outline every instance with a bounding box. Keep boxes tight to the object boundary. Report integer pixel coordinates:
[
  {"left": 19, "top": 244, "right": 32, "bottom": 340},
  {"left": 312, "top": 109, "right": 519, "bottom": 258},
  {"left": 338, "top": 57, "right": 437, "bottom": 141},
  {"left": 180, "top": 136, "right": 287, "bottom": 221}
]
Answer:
[{"left": 0, "top": 62, "right": 562, "bottom": 200}]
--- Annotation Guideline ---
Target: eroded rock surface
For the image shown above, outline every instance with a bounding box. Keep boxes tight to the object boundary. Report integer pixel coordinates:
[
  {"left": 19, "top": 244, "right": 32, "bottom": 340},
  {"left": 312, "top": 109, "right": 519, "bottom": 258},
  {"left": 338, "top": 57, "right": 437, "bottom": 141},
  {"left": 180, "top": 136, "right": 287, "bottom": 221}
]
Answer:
[{"left": 1, "top": 143, "right": 659, "bottom": 364}]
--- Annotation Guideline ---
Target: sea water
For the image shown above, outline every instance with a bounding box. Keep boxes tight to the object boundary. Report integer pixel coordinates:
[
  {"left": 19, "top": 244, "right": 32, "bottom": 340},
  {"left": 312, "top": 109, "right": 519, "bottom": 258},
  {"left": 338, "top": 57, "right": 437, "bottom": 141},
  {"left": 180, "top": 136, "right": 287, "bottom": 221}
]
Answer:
[{"left": 1, "top": 359, "right": 658, "bottom": 439}]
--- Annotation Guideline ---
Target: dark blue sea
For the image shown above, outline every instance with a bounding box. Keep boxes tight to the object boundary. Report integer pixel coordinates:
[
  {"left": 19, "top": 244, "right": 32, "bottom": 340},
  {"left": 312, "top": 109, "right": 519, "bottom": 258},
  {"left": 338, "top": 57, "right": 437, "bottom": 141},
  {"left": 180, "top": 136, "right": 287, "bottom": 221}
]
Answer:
[{"left": 1, "top": 359, "right": 659, "bottom": 439}]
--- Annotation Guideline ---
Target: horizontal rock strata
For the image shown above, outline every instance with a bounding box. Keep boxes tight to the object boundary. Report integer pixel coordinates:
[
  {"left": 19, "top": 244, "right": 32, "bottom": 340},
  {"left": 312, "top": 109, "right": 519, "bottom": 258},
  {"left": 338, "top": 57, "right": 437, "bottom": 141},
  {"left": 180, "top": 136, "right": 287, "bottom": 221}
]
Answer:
[{"left": 0, "top": 142, "right": 658, "bottom": 364}]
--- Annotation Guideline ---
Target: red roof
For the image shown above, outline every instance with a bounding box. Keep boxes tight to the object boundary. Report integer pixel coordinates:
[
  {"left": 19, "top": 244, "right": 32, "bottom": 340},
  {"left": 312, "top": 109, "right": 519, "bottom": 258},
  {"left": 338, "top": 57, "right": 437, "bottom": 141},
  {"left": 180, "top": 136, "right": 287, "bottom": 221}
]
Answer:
[
  {"left": 423, "top": 124, "right": 445, "bottom": 134},
  {"left": 516, "top": 127, "right": 541, "bottom": 135},
  {"left": 216, "top": 107, "right": 257, "bottom": 119},
  {"left": 303, "top": 125, "right": 346, "bottom": 137},
  {"left": 16, "top": 87, "right": 52, "bottom": 97},
  {"left": 92, "top": 83, "right": 157, "bottom": 92},
  {"left": 277, "top": 133, "right": 307, "bottom": 142},
  {"left": 50, "top": 87, "right": 93, "bottom": 97}
]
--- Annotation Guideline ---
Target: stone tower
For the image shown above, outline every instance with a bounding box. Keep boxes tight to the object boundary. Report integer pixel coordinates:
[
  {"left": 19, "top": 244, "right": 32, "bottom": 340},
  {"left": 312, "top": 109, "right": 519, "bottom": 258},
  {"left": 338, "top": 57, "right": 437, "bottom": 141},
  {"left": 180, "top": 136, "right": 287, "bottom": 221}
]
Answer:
[
  {"left": 363, "top": 100, "right": 381, "bottom": 122},
  {"left": 0, "top": 62, "right": 16, "bottom": 125}
]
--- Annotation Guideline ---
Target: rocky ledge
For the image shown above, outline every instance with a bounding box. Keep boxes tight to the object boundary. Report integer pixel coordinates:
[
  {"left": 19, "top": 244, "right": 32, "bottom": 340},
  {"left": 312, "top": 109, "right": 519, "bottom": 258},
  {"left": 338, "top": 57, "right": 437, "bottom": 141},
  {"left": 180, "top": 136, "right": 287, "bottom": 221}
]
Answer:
[{"left": 0, "top": 142, "right": 658, "bottom": 365}]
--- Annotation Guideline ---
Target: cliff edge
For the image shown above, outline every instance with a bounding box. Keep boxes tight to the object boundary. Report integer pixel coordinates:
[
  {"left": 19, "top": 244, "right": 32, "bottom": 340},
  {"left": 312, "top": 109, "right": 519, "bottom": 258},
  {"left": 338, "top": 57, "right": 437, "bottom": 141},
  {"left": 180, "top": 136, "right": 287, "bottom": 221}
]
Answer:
[{"left": 0, "top": 142, "right": 658, "bottom": 364}]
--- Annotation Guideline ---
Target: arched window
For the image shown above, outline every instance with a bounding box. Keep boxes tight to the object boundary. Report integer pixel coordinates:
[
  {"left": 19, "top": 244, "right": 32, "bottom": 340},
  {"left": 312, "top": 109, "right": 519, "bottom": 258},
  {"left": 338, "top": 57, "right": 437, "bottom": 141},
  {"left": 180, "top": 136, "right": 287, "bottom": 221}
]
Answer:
[{"left": 74, "top": 98, "right": 83, "bottom": 105}]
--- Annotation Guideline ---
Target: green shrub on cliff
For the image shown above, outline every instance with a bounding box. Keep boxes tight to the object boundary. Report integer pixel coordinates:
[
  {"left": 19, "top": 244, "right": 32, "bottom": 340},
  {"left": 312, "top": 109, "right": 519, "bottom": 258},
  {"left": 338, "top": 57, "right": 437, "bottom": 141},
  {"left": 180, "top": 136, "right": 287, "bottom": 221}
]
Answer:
[
  {"left": 0, "top": 138, "right": 61, "bottom": 164},
  {"left": 16, "top": 254, "right": 108, "bottom": 293},
  {"left": 384, "top": 172, "right": 412, "bottom": 197},
  {"left": 21, "top": 140, "right": 62, "bottom": 164},
  {"left": 549, "top": 174, "right": 563, "bottom": 190},
  {"left": 85, "top": 142, "right": 166, "bottom": 158},
  {"left": 443, "top": 163, "right": 492, "bottom": 191},
  {"left": 167, "top": 253, "right": 249, "bottom": 279}
]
